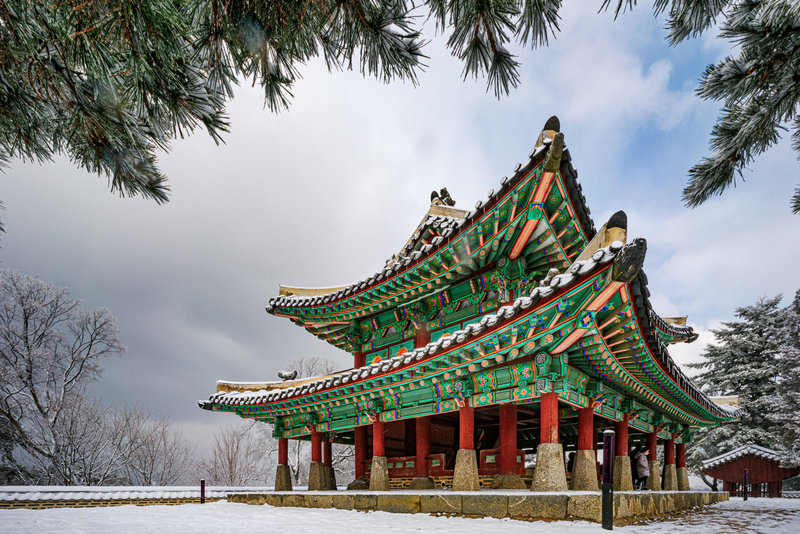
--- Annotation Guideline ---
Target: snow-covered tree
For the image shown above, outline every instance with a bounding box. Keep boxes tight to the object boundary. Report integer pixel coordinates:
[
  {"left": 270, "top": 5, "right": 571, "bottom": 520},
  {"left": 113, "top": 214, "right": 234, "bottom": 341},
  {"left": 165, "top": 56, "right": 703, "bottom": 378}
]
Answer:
[
  {"left": 0, "top": 270, "right": 127, "bottom": 483},
  {"left": 686, "top": 294, "right": 784, "bottom": 470},
  {"left": 770, "top": 290, "right": 800, "bottom": 467}
]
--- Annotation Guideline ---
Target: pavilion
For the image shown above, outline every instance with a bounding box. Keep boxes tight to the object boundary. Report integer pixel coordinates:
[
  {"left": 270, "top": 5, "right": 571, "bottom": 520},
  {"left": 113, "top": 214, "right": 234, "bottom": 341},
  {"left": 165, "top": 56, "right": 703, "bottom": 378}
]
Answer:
[{"left": 199, "top": 116, "right": 738, "bottom": 494}]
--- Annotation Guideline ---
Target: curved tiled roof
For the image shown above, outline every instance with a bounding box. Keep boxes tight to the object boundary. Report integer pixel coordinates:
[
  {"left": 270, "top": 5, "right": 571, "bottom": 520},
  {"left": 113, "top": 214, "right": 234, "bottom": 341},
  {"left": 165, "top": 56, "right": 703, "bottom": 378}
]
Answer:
[
  {"left": 702, "top": 444, "right": 782, "bottom": 469},
  {"left": 206, "top": 242, "right": 623, "bottom": 407},
  {"left": 266, "top": 140, "right": 596, "bottom": 314}
]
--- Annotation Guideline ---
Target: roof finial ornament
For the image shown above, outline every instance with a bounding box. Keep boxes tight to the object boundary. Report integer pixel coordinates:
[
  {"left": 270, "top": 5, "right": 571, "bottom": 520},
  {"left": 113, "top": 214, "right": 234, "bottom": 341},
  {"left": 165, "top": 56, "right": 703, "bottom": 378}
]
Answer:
[
  {"left": 278, "top": 369, "right": 298, "bottom": 381},
  {"left": 533, "top": 115, "right": 561, "bottom": 151},
  {"left": 612, "top": 237, "right": 647, "bottom": 283},
  {"left": 430, "top": 187, "right": 456, "bottom": 207}
]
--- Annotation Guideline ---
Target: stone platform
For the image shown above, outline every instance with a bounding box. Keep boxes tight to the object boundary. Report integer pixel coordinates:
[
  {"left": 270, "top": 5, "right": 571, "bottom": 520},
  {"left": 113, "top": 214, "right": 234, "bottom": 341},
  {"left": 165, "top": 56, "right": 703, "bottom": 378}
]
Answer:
[{"left": 228, "top": 490, "right": 728, "bottom": 523}]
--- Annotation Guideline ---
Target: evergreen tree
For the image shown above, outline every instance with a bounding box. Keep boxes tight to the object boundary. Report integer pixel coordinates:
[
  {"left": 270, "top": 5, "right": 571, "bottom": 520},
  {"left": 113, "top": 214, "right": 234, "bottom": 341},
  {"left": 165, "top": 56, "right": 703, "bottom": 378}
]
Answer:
[
  {"left": 770, "top": 290, "right": 800, "bottom": 467},
  {"left": 686, "top": 294, "right": 784, "bottom": 470},
  {"left": 1, "top": 1, "right": 798, "bottom": 216}
]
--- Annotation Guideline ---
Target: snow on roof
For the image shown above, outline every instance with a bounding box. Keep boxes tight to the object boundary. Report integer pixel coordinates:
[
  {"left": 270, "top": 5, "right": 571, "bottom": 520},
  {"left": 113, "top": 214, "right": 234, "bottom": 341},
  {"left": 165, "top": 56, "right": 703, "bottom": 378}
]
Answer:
[
  {"left": 701, "top": 444, "right": 782, "bottom": 470},
  {"left": 216, "top": 379, "right": 282, "bottom": 387}
]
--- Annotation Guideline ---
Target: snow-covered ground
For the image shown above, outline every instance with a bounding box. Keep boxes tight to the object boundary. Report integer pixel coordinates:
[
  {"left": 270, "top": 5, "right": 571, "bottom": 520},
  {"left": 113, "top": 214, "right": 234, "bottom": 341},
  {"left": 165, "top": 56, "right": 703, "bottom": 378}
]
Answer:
[{"left": 1, "top": 497, "right": 798, "bottom": 534}]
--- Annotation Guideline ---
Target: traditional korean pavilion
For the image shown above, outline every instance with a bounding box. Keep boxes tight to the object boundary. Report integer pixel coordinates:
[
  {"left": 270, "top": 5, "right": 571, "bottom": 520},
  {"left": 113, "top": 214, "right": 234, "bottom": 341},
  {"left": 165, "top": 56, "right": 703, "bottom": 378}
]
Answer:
[{"left": 200, "top": 117, "right": 737, "bottom": 493}]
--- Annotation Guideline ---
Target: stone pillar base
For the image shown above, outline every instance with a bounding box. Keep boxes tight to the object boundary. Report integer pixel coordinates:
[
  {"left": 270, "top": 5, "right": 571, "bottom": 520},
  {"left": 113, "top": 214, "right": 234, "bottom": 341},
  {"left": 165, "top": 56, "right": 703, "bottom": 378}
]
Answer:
[
  {"left": 677, "top": 466, "right": 690, "bottom": 491},
  {"left": 324, "top": 465, "right": 337, "bottom": 490},
  {"left": 531, "top": 443, "right": 568, "bottom": 492},
  {"left": 409, "top": 476, "right": 436, "bottom": 490},
  {"left": 663, "top": 463, "right": 678, "bottom": 490},
  {"left": 491, "top": 474, "right": 527, "bottom": 489},
  {"left": 308, "top": 461, "right": 326, "bottom": 491},
  {"left": 646, "top": 461, "right": 661, "bottom": 491},
  {"left": 274, "top": 464, "right": 293, "bottom": 491},
  {"left": 613, "top": 456, "right": 634, "bottom": 491},
  {"left": 571, "top": 449, "right": 599, "bottom": 491},
  {"left": 369, "top": 456, "right": 389, "bottom": 491},
  {"left": 452, "top": 449, "right": 480, "bottom": 491}
]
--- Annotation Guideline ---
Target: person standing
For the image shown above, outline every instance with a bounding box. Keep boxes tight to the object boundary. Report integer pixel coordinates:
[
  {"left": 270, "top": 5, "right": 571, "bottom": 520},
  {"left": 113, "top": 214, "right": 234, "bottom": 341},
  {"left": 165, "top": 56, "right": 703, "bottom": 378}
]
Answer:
[{"left": 635, "top": 447, "right": 650, "bottom": 490}]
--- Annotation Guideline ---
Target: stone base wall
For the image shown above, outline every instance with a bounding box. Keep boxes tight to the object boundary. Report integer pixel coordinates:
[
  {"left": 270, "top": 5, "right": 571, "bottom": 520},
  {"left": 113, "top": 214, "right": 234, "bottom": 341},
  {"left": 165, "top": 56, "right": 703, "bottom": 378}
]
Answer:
[
  {"left": 383, "top": 474, "right": 533, "bottom": 490},
  {"left": 228, "top": 491, "right": 729, "bottom": 523},
  {"left": 0, "top": 497, "right": 223, "bottom": 510}
]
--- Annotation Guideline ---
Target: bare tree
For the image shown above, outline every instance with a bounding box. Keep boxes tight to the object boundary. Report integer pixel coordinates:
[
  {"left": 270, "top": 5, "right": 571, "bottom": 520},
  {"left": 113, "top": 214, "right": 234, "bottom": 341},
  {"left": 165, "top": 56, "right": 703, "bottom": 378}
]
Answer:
[
  {"left": 124, "top": 410, "right": 196, "bottom": 486},
  {"left": 0, "top": 270, "right": 126, "bottom": 484},
  {"left": 200, "top": 422, "right": 265, "bottom": 486}
]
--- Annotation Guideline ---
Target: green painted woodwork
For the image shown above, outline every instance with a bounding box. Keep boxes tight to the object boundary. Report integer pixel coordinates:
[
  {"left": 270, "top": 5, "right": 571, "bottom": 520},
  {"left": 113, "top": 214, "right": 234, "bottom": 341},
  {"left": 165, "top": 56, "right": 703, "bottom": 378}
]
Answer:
[{"left": 216, "top": 265, "right": 729, "bottom": 442}]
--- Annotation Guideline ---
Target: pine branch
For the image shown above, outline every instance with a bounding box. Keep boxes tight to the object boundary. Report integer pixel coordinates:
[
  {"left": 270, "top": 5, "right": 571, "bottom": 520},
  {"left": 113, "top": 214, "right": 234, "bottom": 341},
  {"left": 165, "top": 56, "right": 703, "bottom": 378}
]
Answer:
[
  {"left": 664, "top": 0, "right": 728, "bottom": 44},
  {"left": 516, "top": 0, "right": 561, "bottom": 47},
  {"left": 684, "top": 0, "right": 800, "bottom": 212}
]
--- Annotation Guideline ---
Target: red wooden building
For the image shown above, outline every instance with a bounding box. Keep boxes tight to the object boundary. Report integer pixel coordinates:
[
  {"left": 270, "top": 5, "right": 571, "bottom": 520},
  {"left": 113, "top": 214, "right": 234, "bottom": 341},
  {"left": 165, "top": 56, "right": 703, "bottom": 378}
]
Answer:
[{"left": 702, "top": 445, "right": 799, "bottom": 498}]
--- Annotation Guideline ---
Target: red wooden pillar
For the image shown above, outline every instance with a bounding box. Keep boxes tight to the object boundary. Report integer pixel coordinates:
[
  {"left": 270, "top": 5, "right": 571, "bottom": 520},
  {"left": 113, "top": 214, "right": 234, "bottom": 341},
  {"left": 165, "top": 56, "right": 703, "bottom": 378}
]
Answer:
[
  {"left": 278, "top": 438, "right": 288, "bottom": 466},
  {"left": 415, "top": 416, "right": 431, "bottom": 477},
  {"left": 676, "top": 442, "right": 686, "bottom": 468},
  {"left": 354, "top": 427, "right": 367, "bottom": 479},
  {"left": 540, "top": 392, "right": 560, "bottom": 444},
  {"left": 323, "top": 441, "right": 332, "bottom": 467},
  {"left": 577, "top": 407, "right": 594, "bottom": 451},
  {"left": 459, "top": 404, "right": 474, "bottom": 449},
  {"left": 311, "top": 431, "right": 322, "bottom": 463},
  {"left": 409, "top": 323, "right": 431, "bottom": 477},
  {"left": 414, "top": 323, "right": 430, "bottom": 348},
  {"left": 499, "top": 404, "right": 518, "bottom": 474},
  {"left": 615, "top": 414, "right": 629, "bottom": 456},
  {"left": 373, "top": 419, "right": 386, "bottom": 457},
  {"left": 354, "top": 351, "right": 365, "bottom": 369},
  {"left": 665, "top": 438, "right": 675, "bottom": 465},
  {"left": 647, "top": 431, "right": 658, "bottom": 462}
]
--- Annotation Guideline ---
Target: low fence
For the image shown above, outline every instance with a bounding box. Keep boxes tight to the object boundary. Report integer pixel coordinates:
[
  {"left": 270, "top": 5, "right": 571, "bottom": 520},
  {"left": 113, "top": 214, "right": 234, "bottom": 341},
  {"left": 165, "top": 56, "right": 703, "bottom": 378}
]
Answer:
[{"left": 0, "top": 486, "right": 272, "bottom": 510}]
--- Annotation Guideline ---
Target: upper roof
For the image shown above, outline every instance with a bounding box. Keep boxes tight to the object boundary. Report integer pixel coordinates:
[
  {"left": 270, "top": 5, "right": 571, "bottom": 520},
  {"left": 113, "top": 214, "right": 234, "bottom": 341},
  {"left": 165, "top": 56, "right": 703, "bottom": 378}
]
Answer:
[{"left": 266, "top": 124, "right": 597, "bottom": 352}]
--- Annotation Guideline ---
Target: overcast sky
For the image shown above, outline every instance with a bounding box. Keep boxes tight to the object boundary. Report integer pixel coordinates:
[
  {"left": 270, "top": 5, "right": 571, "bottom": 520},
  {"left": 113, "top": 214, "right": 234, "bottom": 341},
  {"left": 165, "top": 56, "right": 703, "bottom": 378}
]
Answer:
[{"left": 2, "top": 5, "right": 798, "bottom": 455}]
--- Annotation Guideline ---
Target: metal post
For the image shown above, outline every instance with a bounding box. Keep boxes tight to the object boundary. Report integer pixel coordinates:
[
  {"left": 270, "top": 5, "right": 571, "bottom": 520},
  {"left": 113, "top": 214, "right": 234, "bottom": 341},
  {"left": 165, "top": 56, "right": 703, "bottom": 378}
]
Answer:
[
  {"left": 200, "top": 479, "right": 206, "bottom": 504},
  {"left": 743, "top": 469, "right": 749, "bottom": 501},
  {"left": 602, "top": 429, "right": 616, "bottom": 530}
]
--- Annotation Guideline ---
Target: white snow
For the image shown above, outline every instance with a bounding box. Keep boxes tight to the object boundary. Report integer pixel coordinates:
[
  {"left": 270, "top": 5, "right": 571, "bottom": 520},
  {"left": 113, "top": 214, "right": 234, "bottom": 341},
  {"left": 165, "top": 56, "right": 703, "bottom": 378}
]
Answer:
[{"left": 1, "top": 497, "right": 799, "bottom": 534}]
